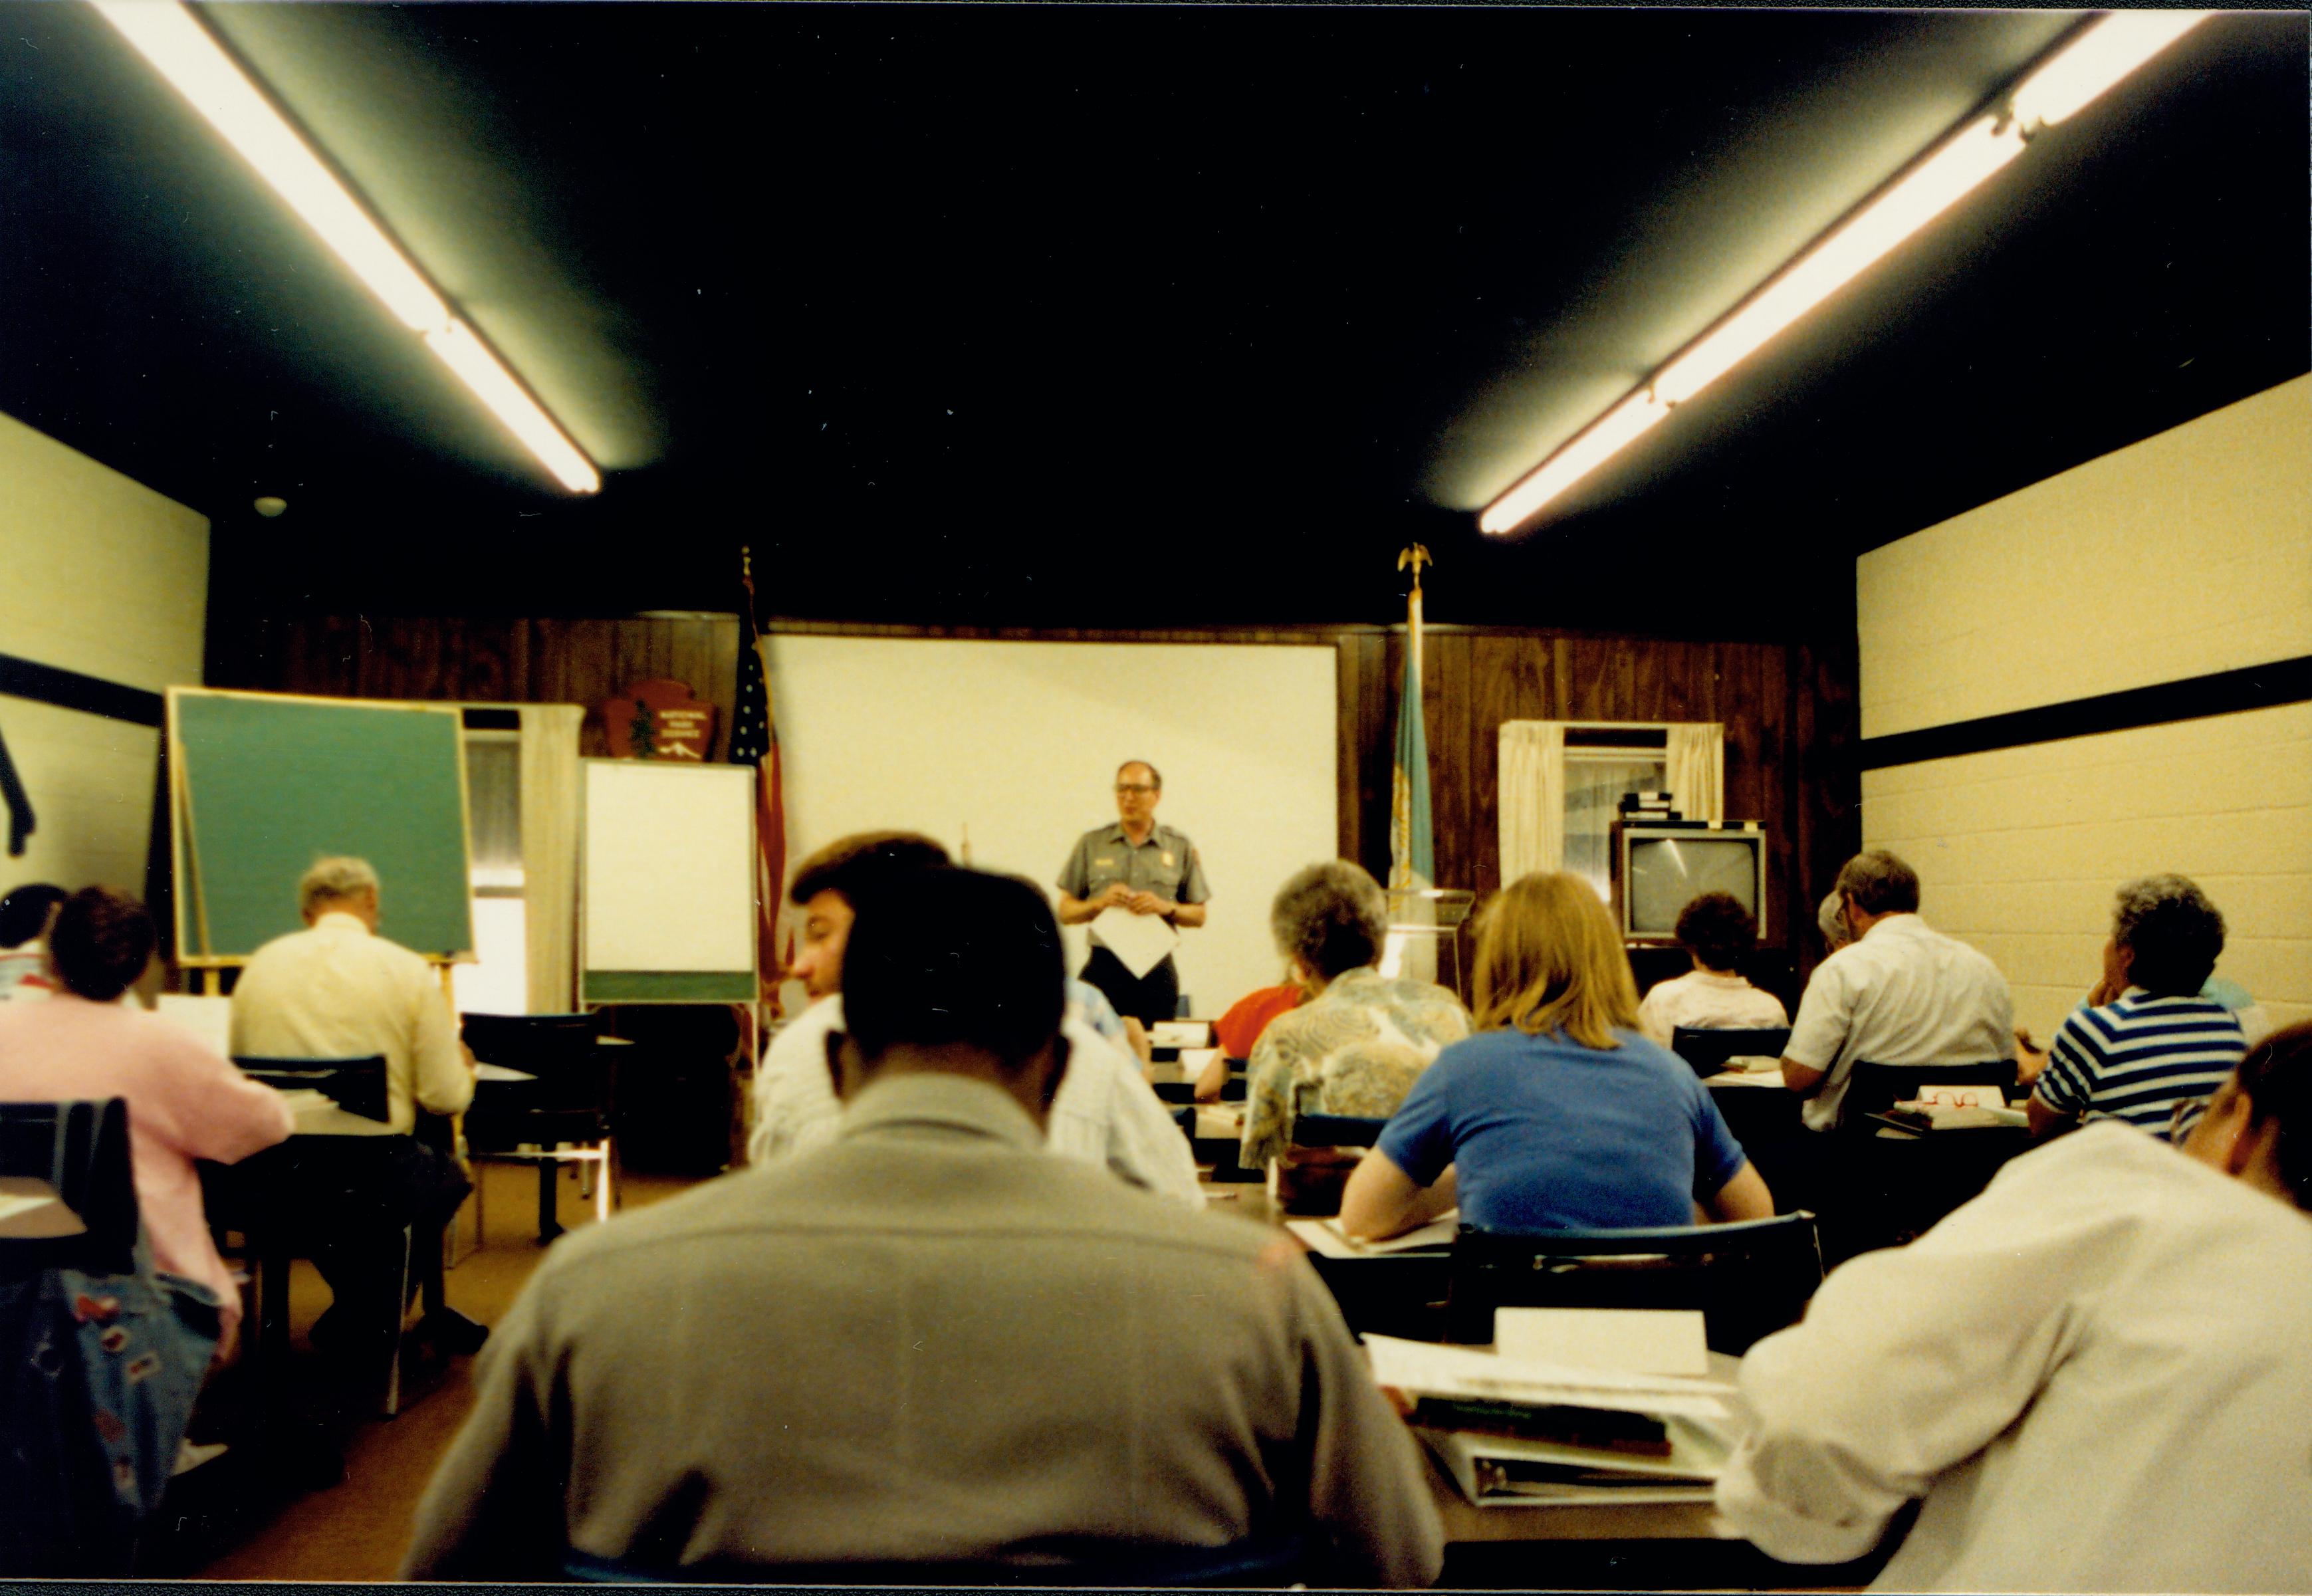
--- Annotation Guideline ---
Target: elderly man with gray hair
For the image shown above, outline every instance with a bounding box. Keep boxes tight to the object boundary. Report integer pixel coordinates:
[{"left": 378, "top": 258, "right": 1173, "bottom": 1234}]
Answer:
[
  {"left": 2025, "top": 873, "right": 2247, "bottom": 1142},
  {"left": 1781, "top": 850, "right": 2013, "bottom": 1132},
  {"left": 233, "top": 857, "right": 473, "bottom": 1135},
  {"left": 1236, "top": 861, "right": 1468, "bottom": 1205},
  {"left": 231, "top": 856, "right": 483, "bottom": 1367}
]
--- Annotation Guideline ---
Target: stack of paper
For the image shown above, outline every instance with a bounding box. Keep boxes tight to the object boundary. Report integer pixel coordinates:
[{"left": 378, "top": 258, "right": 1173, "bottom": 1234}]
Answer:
[
  {"left": 1365, "top": 1317, "right": 1736, "bottom": 1508},
  {"left": 1147, "top": 1019, "right": 1213, "bottom": 1050},
  {"left": 1285, "top": 1212, "right": 1459, "bottom": 1258}
]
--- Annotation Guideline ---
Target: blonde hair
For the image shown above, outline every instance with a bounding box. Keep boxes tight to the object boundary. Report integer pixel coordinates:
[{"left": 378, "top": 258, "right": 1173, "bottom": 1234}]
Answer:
[
  {"left": 1470, "top": 872, "right": 1639, "bottom": 1050},
  {"left": 299, "top": 856, "right": 380, "bottom": 919}
]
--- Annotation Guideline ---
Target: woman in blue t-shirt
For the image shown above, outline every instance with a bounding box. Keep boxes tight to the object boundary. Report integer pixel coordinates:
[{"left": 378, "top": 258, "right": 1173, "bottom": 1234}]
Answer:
[{"left": 1339, "top": 871, "right": 1774, "bottom": 1240}]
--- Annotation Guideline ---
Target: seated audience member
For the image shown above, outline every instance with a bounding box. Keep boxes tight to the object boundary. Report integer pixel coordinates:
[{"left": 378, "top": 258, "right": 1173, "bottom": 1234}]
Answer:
[
  {"left": 749, "top": 832, "right": 1200, "bottom": 1205},
  {"left": 1637, "top": 890, "right": 1788, "bottom": 1046},
  {"left": 1716, "top": 1022, "right": 2312, "bottom": 1593},
  {"left": 2027, "top": 874, "right": 2246, "bottom": 1141},
  {"left": 229, "top": 857, "right": 481, "bottom": 1358},
  {"left": 404, "top": 867, "right": 1444, "bottom": 1584},
  {"left": 1066, "top": 973, "right": 1151, "bottom": 1066},
  {"left": 1237, "top": 862, "right": 1467, "bottom": 1188},
  {"left": 1815, "top": 888, "right": 1851, "bottom": 956},
  {"left": 0, "top": 882, "right": 66, "bottom": 1000},
  {"left": 1195, "top": 978, "right": 1304, "bottom": 1100},
  {"left": 1339, "top": 872, "right": 1772, "bottom": 1241},
  {"left": 1780, "top": 851, "right": 2012, "bottom": 1131},
  {"left": 0, "top": 888, "right": 293, "bottom": 1353},
  {"left": 2199, "top": 975, "right": 2272, "bottom": 1050}
]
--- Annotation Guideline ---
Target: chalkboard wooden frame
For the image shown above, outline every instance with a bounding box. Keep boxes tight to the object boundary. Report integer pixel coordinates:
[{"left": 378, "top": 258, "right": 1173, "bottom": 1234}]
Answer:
[{"left": 167, "top": 687, "right": 477, "bottom": 967}]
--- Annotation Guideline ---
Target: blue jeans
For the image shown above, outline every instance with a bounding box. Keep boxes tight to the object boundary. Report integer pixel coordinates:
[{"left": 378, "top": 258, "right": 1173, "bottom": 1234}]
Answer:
[{"left": 0, "top": 1253, "right": 220, "bottom": 1574}]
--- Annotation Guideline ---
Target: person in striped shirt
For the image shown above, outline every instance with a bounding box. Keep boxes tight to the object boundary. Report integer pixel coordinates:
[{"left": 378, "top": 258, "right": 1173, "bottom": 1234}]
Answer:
[{"left": 2027, "top": 874, "right": 2246, "bottom": 1141}]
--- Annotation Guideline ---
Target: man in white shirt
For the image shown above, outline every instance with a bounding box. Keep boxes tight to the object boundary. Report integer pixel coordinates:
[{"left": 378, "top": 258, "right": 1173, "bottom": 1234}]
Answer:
[
  {"left": 1637, "top": 890, "right": 1788, "bottom": 1047},
  {"left": 231, "top": 857, "right": 473, "bottom": 1133},
  {"left": 230, "top": 857, "right": 481, "bottom": 1361},
  {"left": 750, "top": 832, "right": 1201, "bottom": 1205},
  {"left": 1717, "top": 1022, "right": 2312, "bottom": 1593},
  {"left": 1780, "top": 852, "right": 2012, "bottom": 1131}
]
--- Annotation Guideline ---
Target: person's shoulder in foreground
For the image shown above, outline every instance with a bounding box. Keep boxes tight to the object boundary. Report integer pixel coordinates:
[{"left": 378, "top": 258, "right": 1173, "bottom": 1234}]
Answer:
[
  {"left": 405, "top": 865, "right": 1441, "bottom": 1587},
  {"left": 1716, "top": 1022, "right": 2312, "bottom": 1594}
]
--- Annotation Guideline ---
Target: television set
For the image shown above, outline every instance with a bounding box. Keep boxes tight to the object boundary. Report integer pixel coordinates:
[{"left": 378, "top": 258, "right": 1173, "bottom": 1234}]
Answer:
[{"left": 1615, "top": 822, "right": 1767, "bottom": 944}]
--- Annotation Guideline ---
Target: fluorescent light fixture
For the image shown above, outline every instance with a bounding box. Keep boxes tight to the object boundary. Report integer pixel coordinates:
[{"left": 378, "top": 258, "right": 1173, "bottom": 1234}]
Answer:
[
  {"left": 425, "top": 321, "right": 602, "bottom": 495},
  {"left": 1652, "top": 118, "right": 2024, "bottom": 407},
  {"left": 1480, "top": 11, "right": 2209, "bottom": 537},
  {"left": 1480, "top": 392, "right": 1668, "bottom": 536},
  {"left": 90, "top": 0, "right": 600, "bottom": 495},
  {"left": 2011, "top": 11, "right": 2210, "bottom": 130}
]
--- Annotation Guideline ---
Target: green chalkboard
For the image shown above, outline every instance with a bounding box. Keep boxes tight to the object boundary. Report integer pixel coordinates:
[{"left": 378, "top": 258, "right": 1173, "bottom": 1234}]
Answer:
[{"left": 170, "top": 689, "right": 475, "bottom": 962}]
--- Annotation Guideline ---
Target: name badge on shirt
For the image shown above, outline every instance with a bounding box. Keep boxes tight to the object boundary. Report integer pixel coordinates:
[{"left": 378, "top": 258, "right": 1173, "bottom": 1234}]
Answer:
[
  {"left": 1094, "top": 856, "right": 1115, "bottom": 869},
  {"left": 1161, "top": 852, "right": 1174, "bottom": 867}
]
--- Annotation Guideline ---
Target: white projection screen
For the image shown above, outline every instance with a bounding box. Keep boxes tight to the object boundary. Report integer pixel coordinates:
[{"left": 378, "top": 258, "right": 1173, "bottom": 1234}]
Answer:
[{"left": 764, "top": 635, "right": 1338, "bottom": 1016}]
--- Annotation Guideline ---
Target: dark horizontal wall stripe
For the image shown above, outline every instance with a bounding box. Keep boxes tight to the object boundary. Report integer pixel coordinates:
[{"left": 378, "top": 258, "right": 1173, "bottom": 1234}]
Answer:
[
  {"left": 1859, "top": 655, "right": 2312, "bottom": 771},
  {"left": 0, "top": 653, "right": 165, "bottom": 728}
]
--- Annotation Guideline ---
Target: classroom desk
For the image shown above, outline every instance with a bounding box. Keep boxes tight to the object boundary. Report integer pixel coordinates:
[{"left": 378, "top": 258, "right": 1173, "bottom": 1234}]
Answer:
[{"left": 0, "top": 1175, "right": 82, "bottom": 1240}]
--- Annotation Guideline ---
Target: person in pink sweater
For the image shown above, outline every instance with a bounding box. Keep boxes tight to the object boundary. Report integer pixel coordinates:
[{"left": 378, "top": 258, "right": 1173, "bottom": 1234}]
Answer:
[{"left": 0, "top": 888, "right": 293, "bottom": 1353}]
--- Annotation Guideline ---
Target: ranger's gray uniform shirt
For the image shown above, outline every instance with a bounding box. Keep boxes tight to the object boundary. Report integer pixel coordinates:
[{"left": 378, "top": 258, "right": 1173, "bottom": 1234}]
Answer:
[
  {"left": 404, "top": 1073, "right": 1443, "bottom": 1585},
  {"left": 1056, "top": 822, "right": 1211, "bottom": 952}
]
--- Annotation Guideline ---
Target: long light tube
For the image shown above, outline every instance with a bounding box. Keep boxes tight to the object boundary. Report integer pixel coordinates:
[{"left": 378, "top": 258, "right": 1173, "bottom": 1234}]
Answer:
[
  {"left": 1480, "top": 11, "right": 2209, "bottom": 537},
  {"left": 92, "top": 0, "right": 600, "bottom": 495}
]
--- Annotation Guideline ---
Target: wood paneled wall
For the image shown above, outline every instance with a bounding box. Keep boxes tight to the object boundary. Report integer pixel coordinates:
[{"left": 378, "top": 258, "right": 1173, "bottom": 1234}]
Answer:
[
  {"left": 211, "top": 613, "right": 1859, "bottom": 984},
  {"left": 1337, "top": 627, "right": 1859, "bottom": 987},
  {"left": 206, "top": 615, "right": 742, "bottom": 760}
]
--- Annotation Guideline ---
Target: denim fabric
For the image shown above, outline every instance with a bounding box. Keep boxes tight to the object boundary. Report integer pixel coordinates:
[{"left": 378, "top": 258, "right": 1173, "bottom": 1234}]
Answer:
[{"left": 0, "top": 1250, "right": 219, "bottom": 1574}]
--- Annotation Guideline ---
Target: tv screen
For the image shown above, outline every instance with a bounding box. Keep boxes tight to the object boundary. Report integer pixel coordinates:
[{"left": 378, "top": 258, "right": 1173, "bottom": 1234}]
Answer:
[{"left": 1625, "top": 834, "right": 1762, "bottom": 938}]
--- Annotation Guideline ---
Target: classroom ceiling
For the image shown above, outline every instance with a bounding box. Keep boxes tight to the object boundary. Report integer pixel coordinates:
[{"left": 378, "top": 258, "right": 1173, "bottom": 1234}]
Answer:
[{"left": 2, "top": 4, "right": 2305, "bottom": 637}]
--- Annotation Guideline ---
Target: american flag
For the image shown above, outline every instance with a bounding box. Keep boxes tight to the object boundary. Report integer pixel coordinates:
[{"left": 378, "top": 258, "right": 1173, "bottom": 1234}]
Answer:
[{"left": 731, "top": 553, "right": 788, "bottom": 1022}]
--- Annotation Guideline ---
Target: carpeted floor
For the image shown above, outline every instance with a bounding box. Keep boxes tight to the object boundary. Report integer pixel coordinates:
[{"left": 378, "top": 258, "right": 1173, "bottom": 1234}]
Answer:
[{"left": 188, "top": 1160, "right": 704, "bottom": 1581}]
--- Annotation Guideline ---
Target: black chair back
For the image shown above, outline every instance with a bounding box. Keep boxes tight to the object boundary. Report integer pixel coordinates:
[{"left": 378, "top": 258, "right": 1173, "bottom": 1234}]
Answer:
[
  {"left": 462, "top": 1012, "right": 613, "bottom": 1145},
  {"left": 233, "top": 1054, "right": 390, "bottom": 1125},
  {"left": 462, "top": 1011, "right": 604, "bottom": 1071},
  {"left": 1841, "top": 1060, "right": 2017, "bottom": 1127},
  {"left": 1669, "top": 1027, "right": 1792, "bottom": 1078},
  {"left": 1290, "top": 1113, "right": 1389, "bottom": 1148},
  {"left": 0, "top": 1097, "right": 138, "bottom": 1276},
  {"left": 1446, "top": 1212, "right": 1822, "bottom": 1353}
]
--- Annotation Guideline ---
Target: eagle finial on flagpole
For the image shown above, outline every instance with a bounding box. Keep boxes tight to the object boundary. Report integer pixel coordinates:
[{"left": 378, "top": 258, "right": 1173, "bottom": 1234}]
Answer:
[{"left": 1397, "top": 542, "right": 1432, "bottom": 597}]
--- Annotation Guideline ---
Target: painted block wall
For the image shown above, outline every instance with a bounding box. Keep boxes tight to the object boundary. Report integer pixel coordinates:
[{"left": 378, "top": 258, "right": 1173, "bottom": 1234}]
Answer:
[
  {"left": 1859, "top": 374, "right": 2310, "bottom": 741},
  {"left": 1858, "top": 376, "right": 2311, "bottom": 1044},
  {"left": 0, "top": 412, "right": 209, "bottom": 896}
]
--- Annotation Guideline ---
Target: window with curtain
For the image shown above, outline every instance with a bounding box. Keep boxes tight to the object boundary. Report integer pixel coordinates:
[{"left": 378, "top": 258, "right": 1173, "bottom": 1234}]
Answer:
[
  {"left": 1498, "top": 721, "right": 1724, "bottom": 897},
  {"left": 1563, "top": 750, "right": 1669, "bottom": 905},
  {"left": 452, "top": 729, "right": 528, "bottom": 1016}
]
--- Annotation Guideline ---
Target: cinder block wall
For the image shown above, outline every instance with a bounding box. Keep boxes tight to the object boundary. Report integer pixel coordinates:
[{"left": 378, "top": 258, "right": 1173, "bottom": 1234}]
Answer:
[{"left": 1857, "top": 375, "right": 2311, "bottom": 1042}]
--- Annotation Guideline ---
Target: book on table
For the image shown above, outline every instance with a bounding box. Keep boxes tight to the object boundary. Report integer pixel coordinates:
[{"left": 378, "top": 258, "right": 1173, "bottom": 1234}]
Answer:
[{"left": 1365, "top": 1313, "right": 1738, "bottom": 1508}]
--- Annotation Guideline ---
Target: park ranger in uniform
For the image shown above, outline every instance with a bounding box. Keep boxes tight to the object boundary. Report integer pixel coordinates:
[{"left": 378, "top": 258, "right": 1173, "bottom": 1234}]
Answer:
[{"left": 1056, "top": 760, "right": 1211, "bottom": 1028}]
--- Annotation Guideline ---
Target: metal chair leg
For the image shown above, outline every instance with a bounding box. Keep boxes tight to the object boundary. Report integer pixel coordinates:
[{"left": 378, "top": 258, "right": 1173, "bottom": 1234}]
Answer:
[
  {"left": 594, "top": 1143, "right": 612, "bottom": 1224},
  {"left": 384, "top": 1222, "right": 413, "bottom": 1419},
  {"left": 537, "top": 1159, "right": 562, "bottom": 1243}
]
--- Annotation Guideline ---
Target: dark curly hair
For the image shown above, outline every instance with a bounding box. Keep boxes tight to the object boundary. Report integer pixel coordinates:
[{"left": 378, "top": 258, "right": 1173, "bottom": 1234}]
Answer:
[
  {"left": 49, "top": 887, "right": 155, "bottom": 1003},
  {"left": 1674, "top": 891, "right": 1757, "bottom": 973},
  {"left": 2235, "top": 1020, "right": 2312, "bottom": 1214}
]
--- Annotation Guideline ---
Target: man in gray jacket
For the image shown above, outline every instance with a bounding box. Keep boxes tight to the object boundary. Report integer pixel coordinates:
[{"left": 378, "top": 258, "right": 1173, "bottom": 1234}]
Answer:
[{"left": 404, "top": 865, "right": 1443, "bottom": 1585}]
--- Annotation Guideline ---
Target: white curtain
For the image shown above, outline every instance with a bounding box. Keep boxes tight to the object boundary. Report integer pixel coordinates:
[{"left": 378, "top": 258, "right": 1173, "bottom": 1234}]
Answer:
[
  {"left": 1497, "top": 721, "right": 1565, "bottom": 885},
  {"left": 519, "top": 704, "right": 584, "bottom": 1014},
  {"left": 1666, "top": 723, "right": 1725, "bottom": 822}
]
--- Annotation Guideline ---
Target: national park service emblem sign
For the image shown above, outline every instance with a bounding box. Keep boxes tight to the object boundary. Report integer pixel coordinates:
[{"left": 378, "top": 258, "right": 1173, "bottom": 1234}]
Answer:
[{"left": 604, "top": 679, "right": 717, "bottom": 760}]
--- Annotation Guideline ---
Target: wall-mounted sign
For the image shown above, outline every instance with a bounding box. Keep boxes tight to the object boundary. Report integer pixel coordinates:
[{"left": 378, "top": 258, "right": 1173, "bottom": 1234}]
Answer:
[{"left": 604, "top": 679, "right": 717, "bottom": 761}]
